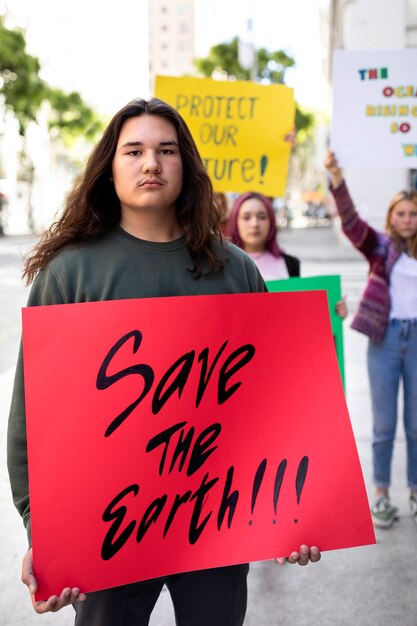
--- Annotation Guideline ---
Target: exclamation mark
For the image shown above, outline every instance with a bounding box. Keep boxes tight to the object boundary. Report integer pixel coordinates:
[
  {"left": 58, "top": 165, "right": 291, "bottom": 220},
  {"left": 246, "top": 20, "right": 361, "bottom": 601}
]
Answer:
[
  {"left": 259, "top": 155, "right": 268, "bottom": 183},
  {"left": 294, "top": 456, "right": 309, "bottom": 523},
  {"left": 249, "top": 458, "right": 267, "bottom": 525},
  {"left": 272, "top": 459, "right": 287, "bottom": 524}
]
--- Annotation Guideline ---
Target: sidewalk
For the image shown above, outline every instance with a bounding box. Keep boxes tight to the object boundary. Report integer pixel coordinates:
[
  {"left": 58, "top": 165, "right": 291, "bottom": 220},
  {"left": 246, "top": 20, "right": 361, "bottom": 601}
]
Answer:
[{"left": 1, "top": 228, "right": 416, "bottom": 625}]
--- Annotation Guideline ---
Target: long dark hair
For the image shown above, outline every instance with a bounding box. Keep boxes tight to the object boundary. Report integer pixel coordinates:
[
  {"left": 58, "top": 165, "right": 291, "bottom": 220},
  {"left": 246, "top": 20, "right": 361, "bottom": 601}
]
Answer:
[{"left": 23, "top": 97, "right": 225, "bottom": 284}]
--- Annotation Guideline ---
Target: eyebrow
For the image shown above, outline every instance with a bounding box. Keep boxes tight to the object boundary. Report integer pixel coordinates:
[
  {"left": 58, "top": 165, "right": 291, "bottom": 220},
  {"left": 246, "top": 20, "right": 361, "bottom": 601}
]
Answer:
[{"left": 119, "top": 140, "right": 179, "bottom": 149}]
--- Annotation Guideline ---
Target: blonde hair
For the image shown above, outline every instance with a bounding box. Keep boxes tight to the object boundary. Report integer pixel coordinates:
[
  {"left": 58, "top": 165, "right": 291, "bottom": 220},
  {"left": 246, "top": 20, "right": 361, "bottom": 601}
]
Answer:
[{"left": 385, "top": 189, "right": 417, "bottom": 259}]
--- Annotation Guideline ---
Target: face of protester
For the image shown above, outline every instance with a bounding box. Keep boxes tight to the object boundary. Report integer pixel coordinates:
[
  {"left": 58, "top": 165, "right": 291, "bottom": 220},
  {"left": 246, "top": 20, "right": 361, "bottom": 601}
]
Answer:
[
  {"left": 388, "top": 199, "right": 417, "bottom": 246},
  {"left": 112, "top": 114, "right": 184, "bottom": 235},
  {"left": 237, "top": 197, "right": 271, "bottom": 253}
]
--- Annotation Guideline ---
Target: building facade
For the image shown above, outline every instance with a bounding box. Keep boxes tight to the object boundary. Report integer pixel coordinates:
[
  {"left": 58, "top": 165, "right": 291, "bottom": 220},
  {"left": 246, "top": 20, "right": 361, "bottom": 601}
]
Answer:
[{"left": 148, "top": 0, "right": 195, "bottom": 96}]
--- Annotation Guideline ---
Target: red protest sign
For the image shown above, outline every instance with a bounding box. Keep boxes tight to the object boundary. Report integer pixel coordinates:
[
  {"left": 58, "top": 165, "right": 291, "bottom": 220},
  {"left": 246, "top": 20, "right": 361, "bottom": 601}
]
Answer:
[{"left": 22, "top": 292, "right": 375, "bottom": 600}]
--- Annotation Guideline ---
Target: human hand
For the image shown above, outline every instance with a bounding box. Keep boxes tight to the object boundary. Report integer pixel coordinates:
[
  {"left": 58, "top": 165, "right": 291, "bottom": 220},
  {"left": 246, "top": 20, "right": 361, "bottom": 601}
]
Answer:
[
  {"left": 275, "top": 545, "right": 321, "bottom": 566},
  {"left": 22, "top": 548, "right": 86, "bottom": 613},
  {"left": 324, "top": 151, "right": 344, "bottom": 189},
  {"left": 336, "top": 296, "right": 348, "bottom": 319},
  {"left": 284, "top": 126, "right": 297, "bottom": 150}
]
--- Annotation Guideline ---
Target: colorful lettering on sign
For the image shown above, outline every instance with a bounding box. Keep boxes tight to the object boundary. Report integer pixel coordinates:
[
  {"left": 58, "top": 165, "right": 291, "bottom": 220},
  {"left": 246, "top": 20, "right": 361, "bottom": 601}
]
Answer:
[
  {"left": 382, "top": 85, "right": 417, "bottom": 98},
  {"left": 403, "top": 144, "right": 417, "bottom": 156},
  {"left": 366, "top": 105, "right": 417, "bottom": 117},
  {"left": 358, "top": 67, "right": 388, "bottom": 80},
  {"left": 391, "top": 122, "right": 411, "bottom": 134}
]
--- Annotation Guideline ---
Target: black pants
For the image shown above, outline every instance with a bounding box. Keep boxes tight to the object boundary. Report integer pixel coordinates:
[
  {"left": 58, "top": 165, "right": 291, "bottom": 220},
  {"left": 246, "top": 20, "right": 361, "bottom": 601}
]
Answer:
[{"left": 74, "top": 564, "right": 249, "bottom": 626}]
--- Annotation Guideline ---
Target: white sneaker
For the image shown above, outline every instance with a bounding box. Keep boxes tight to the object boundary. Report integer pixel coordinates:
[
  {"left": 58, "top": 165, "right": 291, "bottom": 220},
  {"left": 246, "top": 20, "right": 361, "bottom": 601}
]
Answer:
[{"left": 371, "top": 495, "right": 399, "bottom": 529}]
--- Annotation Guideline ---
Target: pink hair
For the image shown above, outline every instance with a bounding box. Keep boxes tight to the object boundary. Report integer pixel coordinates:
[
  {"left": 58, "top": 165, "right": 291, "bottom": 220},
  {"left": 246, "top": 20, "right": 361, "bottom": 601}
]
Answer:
[{"left": 229, "top": 192, "right": 283, "bottom": 257}]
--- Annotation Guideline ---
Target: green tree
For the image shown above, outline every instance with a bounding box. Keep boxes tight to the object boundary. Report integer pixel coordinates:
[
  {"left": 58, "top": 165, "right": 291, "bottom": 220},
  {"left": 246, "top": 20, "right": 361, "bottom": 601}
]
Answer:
[
  {"left": 0, "top": 15, "right": 104, "bottom": 231},
  {"left": 194, "top": 36, "right": 295, "bottom": 83},
  {"left": 0, "top": 15, "right": 103, "bottom": 139},
  {"left": 47, "top": 88, "right": 103, "bottom": 144},
  {"left": 0, "top": 15, "right": 45, "bottom": 133},
  {"left": 194, "top": 36, "right": 314, "bottom": 134}
]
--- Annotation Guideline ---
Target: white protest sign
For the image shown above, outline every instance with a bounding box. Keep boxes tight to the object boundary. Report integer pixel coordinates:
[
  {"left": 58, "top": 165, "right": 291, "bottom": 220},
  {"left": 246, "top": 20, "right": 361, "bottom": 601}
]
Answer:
[{"left": 331, "top": 49, "right": 417, "bottom": 168}]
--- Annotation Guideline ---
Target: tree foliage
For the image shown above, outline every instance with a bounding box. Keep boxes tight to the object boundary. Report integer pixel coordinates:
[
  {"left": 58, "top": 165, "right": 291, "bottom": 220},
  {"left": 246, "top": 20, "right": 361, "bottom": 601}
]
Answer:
[
  {"left": 257, "top": 47, "right": 295, "bottom": 83},
  {"left": 0, "top": 15, "right": 45, "bottom": 132},
  {"left": 0, "top": 15, "right": 103, "bottom": 139},
  {"left": 194, "top": 36, "right": 313, "bottom": 134},
  {"left": 194, "top": 36, "right": 295, "bottom": 83},
  {"left": 47, "top": 88, "right": 104, "bottom": 143}
]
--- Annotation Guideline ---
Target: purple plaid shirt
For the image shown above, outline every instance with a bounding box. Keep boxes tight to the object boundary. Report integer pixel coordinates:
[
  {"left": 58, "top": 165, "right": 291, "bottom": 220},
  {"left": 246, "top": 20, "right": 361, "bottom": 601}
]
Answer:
[{"left": 330, "top": 180, "right": 404, "bottom": 343}]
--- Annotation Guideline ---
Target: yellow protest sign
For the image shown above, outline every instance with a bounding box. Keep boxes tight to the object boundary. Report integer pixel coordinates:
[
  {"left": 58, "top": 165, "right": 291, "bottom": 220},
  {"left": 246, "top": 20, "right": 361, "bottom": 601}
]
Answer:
[{"left": 155, "top": 75, "right": 295, "bottom": 196}]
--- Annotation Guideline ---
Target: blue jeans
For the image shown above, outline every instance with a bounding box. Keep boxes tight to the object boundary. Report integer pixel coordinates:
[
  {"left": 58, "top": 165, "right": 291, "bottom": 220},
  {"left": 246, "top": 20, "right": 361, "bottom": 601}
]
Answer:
[{"left": 367, "top": 319, "right": 417, "bottom": 491}]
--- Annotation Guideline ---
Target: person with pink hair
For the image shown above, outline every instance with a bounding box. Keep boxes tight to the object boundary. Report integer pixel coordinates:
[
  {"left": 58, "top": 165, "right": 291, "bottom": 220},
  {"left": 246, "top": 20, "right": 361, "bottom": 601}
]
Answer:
[
  {"left": 229, "top": 191, "right": 348, "bottom": 317},
  {"left": 229, "top": 192, "right": 300, "bottom": 279}
]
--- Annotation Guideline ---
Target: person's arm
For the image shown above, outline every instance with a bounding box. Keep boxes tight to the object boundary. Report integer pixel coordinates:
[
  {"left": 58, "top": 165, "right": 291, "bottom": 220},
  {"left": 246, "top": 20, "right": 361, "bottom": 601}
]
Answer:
[
  {"left": 284, "top": 125, "right": 297, "bottom": 151},
  {"left": 8, "top": 265, "right": 86, "bottom": 612},
  {"left": 7, "top": 265, "right": 66, "bottom": 545},
  {"left": 324, "top": 151, "right": 378, "bottom": 260},
  {"left": 323, "top": 151, "right": 344, "bottom": 189},
  {"left": 275, "top": 545, "right": 321, "bottom": 566}
]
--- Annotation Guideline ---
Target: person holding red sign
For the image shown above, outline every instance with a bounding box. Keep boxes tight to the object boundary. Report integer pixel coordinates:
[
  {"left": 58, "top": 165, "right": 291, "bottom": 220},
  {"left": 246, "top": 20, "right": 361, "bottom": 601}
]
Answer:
[
  {"left": 8, "top": 97, "right": 321, "bottom": 624},
  {"left": 325, "top": 150, "right": 417, "bottom": 530}
]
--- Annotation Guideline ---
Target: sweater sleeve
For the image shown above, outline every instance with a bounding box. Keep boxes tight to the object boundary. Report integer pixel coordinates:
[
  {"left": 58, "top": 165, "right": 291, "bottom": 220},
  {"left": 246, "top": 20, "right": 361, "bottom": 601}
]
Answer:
[
  {"left": 330, "top": 180, "right": 378, "bottom": 261},
  {"left": 253, "top": 265, "right": 268, "bottom": 293},
  {"left": 7, "top": 266, "right": 65, "bottom": 546}
]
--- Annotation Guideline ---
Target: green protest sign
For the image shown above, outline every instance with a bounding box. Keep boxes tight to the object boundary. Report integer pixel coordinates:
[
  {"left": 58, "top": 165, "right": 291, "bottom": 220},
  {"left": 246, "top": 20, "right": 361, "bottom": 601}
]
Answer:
[{"left": 266, "top": 275, "right": 345, "bottom": 388}]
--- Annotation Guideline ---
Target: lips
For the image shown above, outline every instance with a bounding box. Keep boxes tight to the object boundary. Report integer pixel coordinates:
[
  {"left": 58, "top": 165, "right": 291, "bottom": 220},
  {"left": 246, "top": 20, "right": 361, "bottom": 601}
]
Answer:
[{"left": 139, "top": 179, "right": 163, "bottom": 187}]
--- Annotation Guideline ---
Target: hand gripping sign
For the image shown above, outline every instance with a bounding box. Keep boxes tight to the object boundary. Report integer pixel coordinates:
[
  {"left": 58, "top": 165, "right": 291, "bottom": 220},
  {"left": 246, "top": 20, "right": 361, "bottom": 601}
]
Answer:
[{"left": 22, "top": 292, "right": 375, "bottom": 599}]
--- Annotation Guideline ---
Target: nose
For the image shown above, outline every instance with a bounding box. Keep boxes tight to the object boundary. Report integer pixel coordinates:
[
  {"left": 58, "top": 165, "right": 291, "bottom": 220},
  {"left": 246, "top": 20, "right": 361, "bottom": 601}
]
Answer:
[{"left": 142, "top": 150, "right": 161, "bottom": 174}]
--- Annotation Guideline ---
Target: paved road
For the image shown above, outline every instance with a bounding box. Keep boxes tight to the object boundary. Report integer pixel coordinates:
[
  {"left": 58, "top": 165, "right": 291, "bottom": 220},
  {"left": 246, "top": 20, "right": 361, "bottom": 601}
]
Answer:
[{"left": 1, "top": 227, "right": 416, "bottom": 625}]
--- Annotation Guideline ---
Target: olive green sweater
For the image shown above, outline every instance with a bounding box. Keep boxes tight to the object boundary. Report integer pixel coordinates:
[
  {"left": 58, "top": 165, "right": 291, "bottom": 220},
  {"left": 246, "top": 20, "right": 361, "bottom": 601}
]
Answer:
[{"left": 7, "top": 226, "right": 266, "bottom": 544}]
